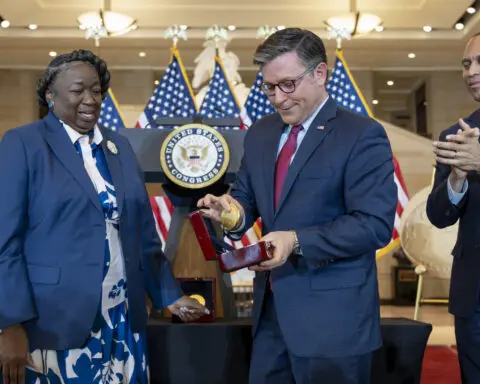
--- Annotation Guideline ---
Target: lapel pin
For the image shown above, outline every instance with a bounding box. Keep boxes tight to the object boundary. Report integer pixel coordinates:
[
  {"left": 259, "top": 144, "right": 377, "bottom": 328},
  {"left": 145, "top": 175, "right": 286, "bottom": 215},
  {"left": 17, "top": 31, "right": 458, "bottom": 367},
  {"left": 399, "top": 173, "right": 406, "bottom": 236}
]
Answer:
[
  {"left": 106, "top": 140, "right": 118, "bottom": 155},
  {"left": 317, "top": 125, "right": 325, "bottom": 130}
]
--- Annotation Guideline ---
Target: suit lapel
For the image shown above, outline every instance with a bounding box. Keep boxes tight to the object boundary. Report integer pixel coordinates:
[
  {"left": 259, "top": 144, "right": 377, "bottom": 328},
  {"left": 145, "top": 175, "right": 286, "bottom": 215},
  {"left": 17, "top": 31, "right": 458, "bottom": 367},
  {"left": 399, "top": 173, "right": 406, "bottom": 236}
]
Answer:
[
  {"left": 100, "top": 129, "right": 125, "bottom": 217},
  {"left": 39, "top": 112, "right": 103, "bottom": 215},
  {"left": 275, "top": 97, "right": 338, "bottom": 214},
  {"left": 263, "top": 115, "right": 286, "bottom": 222}
]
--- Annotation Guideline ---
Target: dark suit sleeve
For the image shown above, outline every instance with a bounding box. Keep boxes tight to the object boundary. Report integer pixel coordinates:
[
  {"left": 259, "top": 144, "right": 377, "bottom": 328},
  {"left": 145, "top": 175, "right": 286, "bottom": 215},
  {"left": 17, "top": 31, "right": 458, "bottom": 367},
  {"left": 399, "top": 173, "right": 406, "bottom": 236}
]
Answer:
[
  {"left": 123, "top": 138, "right": 183, "bottom": 309},
  {"left": 0, "top": 130, "right": 37, "bottom": 328},
  {"left": 297, "top": 121, "right": 397, "bottom": 263},
  {"left": 227, "top": 129, "right": 260, "bottom": 239},
  {"left": 426, "top": 130, "right": 466, "bottom": 228}
]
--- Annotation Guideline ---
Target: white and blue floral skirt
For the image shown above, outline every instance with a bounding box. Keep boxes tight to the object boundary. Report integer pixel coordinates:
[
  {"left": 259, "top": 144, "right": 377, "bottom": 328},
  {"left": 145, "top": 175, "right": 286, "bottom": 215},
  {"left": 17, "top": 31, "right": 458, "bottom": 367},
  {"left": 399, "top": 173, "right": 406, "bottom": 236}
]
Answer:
[
  {"left": 25, "top": 303, "right": 149, "bottom": 384},
  {"left": 24, "top": 224, "right": 149, "bottom": 383}
]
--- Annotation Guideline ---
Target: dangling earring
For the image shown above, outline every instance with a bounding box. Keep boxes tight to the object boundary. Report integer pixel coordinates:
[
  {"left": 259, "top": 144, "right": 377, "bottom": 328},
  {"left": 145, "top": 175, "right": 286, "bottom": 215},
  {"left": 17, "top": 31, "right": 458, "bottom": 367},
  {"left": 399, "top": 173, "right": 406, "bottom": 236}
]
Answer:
[{"left": 48, "top": 100, "right": 54, "bottom": 108}]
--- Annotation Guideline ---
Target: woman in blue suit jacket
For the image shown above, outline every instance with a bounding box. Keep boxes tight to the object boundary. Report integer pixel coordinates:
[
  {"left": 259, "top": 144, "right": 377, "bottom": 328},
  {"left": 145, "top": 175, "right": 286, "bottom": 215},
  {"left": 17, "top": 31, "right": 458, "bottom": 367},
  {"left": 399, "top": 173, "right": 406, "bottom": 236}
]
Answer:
[{"left": 0, "top": 50, "right": 207, "bottom": 384}]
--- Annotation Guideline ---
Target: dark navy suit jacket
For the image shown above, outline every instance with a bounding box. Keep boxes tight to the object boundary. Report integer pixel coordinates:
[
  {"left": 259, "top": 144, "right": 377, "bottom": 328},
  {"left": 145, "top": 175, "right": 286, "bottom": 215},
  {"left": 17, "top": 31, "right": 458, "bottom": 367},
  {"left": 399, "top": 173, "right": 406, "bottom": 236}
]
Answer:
[
  {"left": 0, "top": 112, "right": 182, "bottom": 350},
  {"left": 426, "top": 109, "right": 480, "bottom": 318},
  {"left": 230, "top": 97, "right": 397, "bottom": 358}
]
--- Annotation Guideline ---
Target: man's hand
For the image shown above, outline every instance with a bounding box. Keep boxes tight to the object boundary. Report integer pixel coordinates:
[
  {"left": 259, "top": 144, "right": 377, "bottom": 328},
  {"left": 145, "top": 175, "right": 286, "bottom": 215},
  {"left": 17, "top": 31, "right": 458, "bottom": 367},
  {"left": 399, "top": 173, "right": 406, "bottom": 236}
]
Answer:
[
  {"left": 167, "top": 295, "right": 210, "bottom": 323},
  {"left": 433, "top": 119, "right": 480, "bottom": 173},
  {"left": 249, "top": 231, "right": 296, "bottom": 271},
  {"left": 197, "top": 194, "right": 243, "bottom": 227},
  {"left": 0, "top": 325, "right": 29, "bottom": 384}
]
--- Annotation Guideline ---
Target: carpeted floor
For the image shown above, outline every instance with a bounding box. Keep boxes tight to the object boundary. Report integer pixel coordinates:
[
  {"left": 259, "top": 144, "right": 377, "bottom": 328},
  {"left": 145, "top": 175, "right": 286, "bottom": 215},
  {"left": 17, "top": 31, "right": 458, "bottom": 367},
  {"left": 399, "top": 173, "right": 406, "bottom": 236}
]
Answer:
[{"left": 421, "top": 346, "right": 461, "bottom": 383}]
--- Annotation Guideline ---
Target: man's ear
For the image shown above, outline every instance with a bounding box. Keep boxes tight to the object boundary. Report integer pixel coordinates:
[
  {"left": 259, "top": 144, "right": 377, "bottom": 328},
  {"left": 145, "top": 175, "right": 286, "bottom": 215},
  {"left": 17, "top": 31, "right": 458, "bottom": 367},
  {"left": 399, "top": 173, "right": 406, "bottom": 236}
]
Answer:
[{"left": 314, "top": 62, "right": 329, "bottom": 86}]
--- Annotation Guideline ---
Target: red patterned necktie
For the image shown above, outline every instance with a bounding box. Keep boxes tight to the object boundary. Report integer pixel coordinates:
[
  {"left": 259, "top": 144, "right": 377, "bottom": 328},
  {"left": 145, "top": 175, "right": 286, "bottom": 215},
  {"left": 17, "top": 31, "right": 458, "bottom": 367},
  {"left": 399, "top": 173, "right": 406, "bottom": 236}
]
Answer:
[
  {"left": 274, "top": 125, "right": 303, "bottom": 210},
  {"left": 269, "top": 124, "right": 303, "bottom": 291}
]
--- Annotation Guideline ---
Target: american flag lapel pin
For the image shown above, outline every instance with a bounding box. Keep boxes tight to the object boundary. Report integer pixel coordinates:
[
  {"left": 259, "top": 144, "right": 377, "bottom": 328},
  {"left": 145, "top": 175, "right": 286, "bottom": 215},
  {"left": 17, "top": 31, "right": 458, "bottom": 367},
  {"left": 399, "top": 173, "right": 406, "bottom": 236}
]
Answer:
[{"left": 317, "top": 125, "right": 325, "bottom": 130}]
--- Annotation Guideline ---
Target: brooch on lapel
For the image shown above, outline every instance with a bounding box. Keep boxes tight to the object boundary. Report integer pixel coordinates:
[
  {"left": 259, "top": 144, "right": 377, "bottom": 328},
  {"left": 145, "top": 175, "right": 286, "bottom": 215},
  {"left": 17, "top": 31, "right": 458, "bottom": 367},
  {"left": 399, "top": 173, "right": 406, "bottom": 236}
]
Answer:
[
  {"left": 317, "top": 125, "right": 325, "bottom": 130},
  {"left": 107, "top": 140, "right": 118, "bottom": 155}
]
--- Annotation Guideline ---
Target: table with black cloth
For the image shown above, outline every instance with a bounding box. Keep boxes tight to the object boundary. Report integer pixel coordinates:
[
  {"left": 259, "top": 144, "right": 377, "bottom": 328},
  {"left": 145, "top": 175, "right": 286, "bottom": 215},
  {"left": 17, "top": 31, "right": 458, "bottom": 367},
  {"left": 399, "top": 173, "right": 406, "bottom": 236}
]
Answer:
[{"left": 146, "top": 317, "right": 432, "bottom": 384}]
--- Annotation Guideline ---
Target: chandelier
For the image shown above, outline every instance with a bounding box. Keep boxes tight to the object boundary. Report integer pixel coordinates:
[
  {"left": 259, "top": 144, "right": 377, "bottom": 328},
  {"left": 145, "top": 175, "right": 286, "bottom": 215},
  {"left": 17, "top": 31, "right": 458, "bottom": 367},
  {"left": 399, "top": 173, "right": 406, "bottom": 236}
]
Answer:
[
  {"left": 77, "top": 1, "right": 137, "bottom": 46},
  {"left": 325, "top": 0, "right": 382, "bottom": 37},
  {"left": 326, "top": 12, "right": 382, "bottom": 35}
]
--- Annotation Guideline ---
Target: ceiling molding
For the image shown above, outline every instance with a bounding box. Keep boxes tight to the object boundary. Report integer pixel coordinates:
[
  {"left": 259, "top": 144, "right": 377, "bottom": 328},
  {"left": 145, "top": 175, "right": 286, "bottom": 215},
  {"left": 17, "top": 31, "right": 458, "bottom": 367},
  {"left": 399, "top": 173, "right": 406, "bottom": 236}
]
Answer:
[{"left": 0, "top": 26, "right": 474, "bottom": 41}]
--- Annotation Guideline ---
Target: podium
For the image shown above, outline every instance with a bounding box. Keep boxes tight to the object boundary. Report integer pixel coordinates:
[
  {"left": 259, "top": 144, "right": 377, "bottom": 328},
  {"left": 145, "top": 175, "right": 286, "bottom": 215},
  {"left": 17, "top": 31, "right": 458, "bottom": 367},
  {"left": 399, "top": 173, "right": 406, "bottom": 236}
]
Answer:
[{"left": 118, "top": 116, "right": 246, "bottom": 319}]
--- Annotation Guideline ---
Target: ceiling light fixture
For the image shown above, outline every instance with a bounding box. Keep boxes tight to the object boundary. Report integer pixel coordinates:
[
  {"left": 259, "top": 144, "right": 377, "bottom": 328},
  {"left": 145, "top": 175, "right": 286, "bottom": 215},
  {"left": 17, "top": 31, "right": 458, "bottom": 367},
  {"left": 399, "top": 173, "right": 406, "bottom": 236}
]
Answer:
[
  {"left": 49, "top": 51, "right": 57, "bottom": 57},
  {"left": 408, "top": 52, "right": 416, "bottom": 59},
  {"left": 375, "top": 25, "right": 384, "bottom": 32},
  {"left": 138, "top": 51, "right": 146, "bottom": 57},
  {"left": 326, "top": 13, "right": 382, "bottom": 35},
  {"left": 372, "top": 99, "right": 379, "bottom": 105},
  {"left": 387, "top": 80, "right": 394, "bottom": 86},
  {"left": 423, "top": 25, "right": 432, "bottom": 32},
  {"left": 455, "top": 22, "right": 465, "bottom": 30},
  {"left": 28, "top": 24, "right": 38, "bottom": 30},
  {"left": 0, "top": 16, "right": 10, "bottom": 29},
  {"left": 467, "top": 7, "right": 476, "bottom": 14},
  {"left": 324, "top": 0, "right": 382, "bottom": 38},
  {"left": 227, "top": 25, "right": 236, "bottom": 31},
  {"left": 77, "top": 0, "right": 137, "bottom": 47}
]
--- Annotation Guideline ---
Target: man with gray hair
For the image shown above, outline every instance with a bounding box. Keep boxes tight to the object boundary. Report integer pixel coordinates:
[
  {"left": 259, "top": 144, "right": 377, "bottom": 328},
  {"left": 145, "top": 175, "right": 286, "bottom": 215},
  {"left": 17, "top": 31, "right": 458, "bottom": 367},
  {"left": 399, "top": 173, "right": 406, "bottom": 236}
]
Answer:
[{"left": 198, "top": 28, "right": 397, "bottom": 383}]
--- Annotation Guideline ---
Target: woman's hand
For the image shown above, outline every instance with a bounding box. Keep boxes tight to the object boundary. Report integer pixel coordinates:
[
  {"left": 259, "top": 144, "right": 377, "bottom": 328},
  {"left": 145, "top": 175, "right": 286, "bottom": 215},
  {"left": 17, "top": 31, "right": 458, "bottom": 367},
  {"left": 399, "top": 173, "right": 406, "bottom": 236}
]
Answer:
[
  {"left": 168, "top": 296, "right": 210, "bottom": 322},
  {"left": 0, "top": 325, "right": 29, "bottom": 384}
]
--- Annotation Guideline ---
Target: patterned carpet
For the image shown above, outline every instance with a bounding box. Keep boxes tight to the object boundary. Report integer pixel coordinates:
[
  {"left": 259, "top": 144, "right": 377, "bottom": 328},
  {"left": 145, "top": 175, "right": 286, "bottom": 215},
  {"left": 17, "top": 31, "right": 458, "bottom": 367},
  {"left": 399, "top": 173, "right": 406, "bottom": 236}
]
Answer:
[{"left": 421, "top": 346, "right": 461, "bottom": 383}]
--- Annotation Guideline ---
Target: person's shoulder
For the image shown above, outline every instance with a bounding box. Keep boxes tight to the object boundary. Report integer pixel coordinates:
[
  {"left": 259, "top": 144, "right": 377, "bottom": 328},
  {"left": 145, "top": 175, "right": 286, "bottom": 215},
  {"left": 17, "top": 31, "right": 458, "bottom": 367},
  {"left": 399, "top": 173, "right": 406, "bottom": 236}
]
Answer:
[
  {"left": 1, "top": 119, "right": 44, "bottom": 143},
  {"left": 249, "top": 112, "right": 282, "bottom": 131},
  {"left": 335, "top": 106, "right": 384, "bottom": 136}
]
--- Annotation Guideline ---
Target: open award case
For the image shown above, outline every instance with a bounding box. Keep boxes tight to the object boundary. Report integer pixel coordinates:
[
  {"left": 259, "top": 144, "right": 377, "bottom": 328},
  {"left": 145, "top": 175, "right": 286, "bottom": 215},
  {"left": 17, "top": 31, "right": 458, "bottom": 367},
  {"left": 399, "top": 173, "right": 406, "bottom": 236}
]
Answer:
[{"left": 188, "top": 210, "right": 271, "bottom": 273}]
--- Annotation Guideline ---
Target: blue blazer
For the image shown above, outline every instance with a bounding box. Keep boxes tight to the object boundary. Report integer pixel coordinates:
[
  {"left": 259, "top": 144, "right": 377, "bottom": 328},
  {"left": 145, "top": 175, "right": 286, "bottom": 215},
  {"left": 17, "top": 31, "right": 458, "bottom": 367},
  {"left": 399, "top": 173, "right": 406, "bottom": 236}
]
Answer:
[
  {"left": 426, "top": 109, "right": 480, "bottom": 318},
  {"left": 230, "top": 97, "right": 397, "bottom": 358},
  {"left": 0, "top": 112, "right": 182, "bottom": 350}
]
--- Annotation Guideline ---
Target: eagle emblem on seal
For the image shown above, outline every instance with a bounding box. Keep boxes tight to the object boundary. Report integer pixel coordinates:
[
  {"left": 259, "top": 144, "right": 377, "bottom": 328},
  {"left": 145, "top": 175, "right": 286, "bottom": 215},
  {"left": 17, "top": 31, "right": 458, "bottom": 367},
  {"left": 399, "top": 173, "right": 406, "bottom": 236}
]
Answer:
[{"left": 177, "top": 144, "right": 210, "bottom": 173}]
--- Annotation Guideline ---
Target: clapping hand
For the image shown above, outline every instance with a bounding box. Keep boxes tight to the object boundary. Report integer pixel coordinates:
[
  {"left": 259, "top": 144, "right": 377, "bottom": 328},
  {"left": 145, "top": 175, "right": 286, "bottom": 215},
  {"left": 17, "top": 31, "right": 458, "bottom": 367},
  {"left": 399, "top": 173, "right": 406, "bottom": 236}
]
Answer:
[{"left": 433, "top": 119, "right": 480, "bottom": 173}]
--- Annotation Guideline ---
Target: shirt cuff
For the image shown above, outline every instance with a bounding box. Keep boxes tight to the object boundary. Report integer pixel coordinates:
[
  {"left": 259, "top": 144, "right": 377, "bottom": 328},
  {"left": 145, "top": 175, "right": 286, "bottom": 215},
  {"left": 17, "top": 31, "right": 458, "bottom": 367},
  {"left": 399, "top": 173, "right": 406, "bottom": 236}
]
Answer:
[{"left": 447, "top": 177, "right": 468, "bottom": 206}]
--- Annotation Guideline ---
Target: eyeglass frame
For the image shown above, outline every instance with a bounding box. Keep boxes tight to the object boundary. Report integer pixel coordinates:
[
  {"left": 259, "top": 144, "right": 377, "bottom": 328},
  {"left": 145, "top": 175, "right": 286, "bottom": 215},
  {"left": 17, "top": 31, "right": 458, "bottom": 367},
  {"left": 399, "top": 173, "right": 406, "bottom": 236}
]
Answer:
[{"left": 258, "top": 62, "right": 321, "bottom": 96}]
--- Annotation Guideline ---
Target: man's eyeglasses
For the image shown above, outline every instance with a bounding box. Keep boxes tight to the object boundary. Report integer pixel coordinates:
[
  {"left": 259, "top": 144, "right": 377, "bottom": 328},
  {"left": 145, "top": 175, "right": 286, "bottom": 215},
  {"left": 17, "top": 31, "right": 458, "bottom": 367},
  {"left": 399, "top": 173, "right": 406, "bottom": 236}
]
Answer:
[{"left": 259, "top": 64, "right": 317, "bottom": 96}]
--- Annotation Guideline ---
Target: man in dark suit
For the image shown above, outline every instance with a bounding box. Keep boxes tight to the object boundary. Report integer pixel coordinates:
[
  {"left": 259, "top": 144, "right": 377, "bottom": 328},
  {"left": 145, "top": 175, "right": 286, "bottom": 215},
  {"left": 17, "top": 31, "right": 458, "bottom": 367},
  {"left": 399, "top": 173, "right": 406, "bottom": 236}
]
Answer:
[
  {"left": 427, "top": 33, "right": 480, "bottom": 383},
  {"left": 198, "top": 28, "right": 398, "bottom": 383}
]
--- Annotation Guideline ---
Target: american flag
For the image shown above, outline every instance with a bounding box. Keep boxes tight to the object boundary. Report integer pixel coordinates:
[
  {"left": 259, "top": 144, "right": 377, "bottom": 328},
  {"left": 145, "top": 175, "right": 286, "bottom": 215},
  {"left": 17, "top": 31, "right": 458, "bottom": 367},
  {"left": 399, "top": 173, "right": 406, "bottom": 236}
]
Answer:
[
  {"left": 326, "top": 49, "right": 409, "bottom": 258},
  {"left": 239, "top": 71, "right": 275, "bottom": 128},
  {"left": 135, "top": 48, "right": 197, "bottom": 247},
  {"left": 199, "top": 57, "right": 240, "bottom": 123},
  {"left": 97, "top": 89, "right": 126, "bottom": 131},
  {"left": 136, "top": 47, "right": 198, "bottom": 129}
]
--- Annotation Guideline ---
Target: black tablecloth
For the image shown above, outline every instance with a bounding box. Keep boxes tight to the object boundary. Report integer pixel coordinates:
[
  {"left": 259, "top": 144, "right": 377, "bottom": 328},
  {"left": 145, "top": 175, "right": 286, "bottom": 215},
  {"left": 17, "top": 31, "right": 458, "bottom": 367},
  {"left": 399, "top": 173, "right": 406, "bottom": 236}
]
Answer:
[{"left": 147, "top": 317, "right": 432, "bottom": 384}]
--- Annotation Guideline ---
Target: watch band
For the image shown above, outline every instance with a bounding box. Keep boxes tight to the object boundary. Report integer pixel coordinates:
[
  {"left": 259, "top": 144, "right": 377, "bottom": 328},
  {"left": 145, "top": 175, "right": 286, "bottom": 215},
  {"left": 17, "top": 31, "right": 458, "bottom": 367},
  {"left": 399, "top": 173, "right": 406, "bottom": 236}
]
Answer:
[{"left": 292, "top": 231, "right": 301, "bottom": 253}]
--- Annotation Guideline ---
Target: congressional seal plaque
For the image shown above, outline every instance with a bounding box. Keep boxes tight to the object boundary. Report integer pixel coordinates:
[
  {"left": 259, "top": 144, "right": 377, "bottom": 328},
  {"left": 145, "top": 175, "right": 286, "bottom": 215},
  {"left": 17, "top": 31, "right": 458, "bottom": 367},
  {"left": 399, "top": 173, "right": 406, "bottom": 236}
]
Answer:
[{"left": 160, "top": 124, "right": 230, "bottom": 189}]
